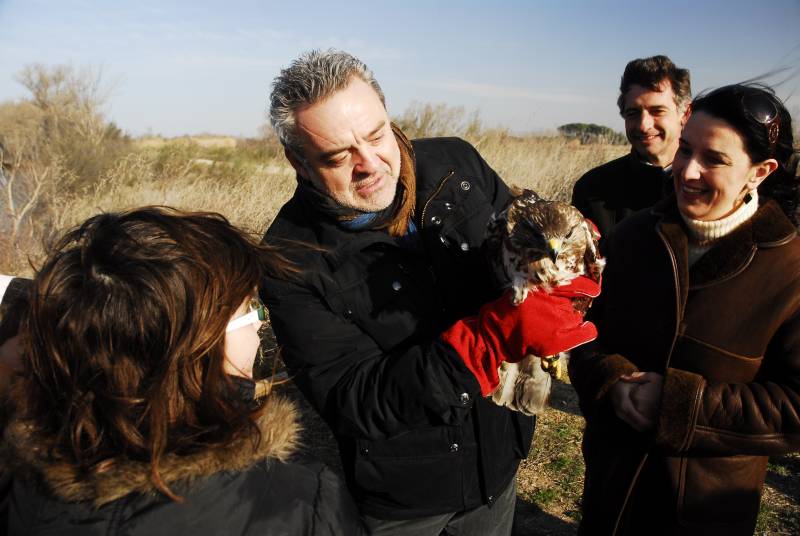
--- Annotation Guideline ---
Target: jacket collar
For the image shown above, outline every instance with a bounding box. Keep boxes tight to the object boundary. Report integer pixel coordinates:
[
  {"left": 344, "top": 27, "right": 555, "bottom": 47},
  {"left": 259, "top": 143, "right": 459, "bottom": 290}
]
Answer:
[
  {"left": 300, "top": 132, "right": 464, "bottom": 273},
  {"left": 652, "top": 195, "right": 797, "bottom": 289},
  {"left": 626, "top": 150, "right": 669, "bottom": 173},
  {"left": 282, "top": 134, "right": 463, "bottom": 273},
  {"left": 411, "top": 144, "right": 461, "bottom": 215},
  {"left": 624, "top": 151, "right": 673, "bottom": 197},
  {"left": 3, "top": 395, "right": 300, "bottom": 508}
]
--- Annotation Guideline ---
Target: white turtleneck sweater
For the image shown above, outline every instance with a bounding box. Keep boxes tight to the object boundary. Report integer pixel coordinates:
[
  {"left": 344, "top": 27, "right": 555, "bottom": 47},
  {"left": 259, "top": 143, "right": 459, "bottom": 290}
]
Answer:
[{"left": 680, "top": 191, "right": 759, "bottom": 266}]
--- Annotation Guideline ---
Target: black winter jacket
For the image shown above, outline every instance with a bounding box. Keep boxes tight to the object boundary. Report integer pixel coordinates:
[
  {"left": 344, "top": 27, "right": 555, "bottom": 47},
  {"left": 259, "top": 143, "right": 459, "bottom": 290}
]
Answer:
[
  {"left": 2, "top": 395, "right": 363, "bottom": 536},
  {"left": 261, "top": 137, "right": 535, "bottom": 520},
  {"left": 571, "top": 152, "right": 672, "bottom": 249}
]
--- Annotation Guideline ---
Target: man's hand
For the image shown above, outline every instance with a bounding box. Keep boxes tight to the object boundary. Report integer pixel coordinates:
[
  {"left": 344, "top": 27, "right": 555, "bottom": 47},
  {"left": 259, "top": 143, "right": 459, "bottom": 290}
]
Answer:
[
  {"left": 610, "top": 371, "right": 664, "bottom": 432},
  {"left": 441, "top": 285, "right": 599, "bottom": 396}
]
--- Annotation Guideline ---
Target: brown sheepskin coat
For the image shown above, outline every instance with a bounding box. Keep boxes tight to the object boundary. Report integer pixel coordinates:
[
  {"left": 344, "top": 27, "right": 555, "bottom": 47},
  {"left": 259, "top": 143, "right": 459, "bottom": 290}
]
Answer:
[{"left": 569, "top": 196, "right": 800, "bottom": 536}]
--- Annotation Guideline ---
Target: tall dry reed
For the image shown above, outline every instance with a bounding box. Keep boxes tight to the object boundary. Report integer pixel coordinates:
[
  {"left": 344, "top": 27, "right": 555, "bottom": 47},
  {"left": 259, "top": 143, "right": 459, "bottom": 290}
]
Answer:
[
  {"left": 2, "top": 134, "right": 626, "bottom": 275},
  {"left": 2, "top": 77, "right": 628, "bottom": 276}
]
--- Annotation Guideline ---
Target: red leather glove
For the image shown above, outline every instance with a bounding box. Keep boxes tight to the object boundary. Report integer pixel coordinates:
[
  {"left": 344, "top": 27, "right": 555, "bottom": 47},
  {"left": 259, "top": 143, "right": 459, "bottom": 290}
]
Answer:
[{"left": 441, "top": 276, "right": 600, "bottom": 395}]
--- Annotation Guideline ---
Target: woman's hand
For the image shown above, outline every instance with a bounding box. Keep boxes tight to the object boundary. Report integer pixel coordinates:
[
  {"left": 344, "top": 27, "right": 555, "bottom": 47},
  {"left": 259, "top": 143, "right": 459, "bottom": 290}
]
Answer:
[
  {"left": 625, "top": 371, "right": 664, "bottom": 424},
  {"left": 610, "top": 371, "right": 664, "bottom": 432}
]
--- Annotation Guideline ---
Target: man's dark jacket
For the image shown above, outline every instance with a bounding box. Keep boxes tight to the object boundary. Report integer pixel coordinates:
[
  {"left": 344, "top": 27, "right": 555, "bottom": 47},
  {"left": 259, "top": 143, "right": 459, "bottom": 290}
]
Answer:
[
  {"left": 571, "top": 152, "right": 672, "bottom": 248},
  {"left": 261, "top": 137, "right": 535, "bottom": 520}
]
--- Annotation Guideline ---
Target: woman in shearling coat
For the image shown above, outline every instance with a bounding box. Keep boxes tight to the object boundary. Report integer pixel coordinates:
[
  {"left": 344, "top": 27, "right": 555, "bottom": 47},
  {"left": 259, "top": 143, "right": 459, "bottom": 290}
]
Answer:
[{"left": 569, "top": 84, "right": 800, "bottom": 535}]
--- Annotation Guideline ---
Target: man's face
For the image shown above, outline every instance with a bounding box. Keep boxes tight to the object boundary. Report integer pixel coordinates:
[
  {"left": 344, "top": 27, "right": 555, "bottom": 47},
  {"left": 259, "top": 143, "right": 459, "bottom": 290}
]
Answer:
[
  {"left": 287, "top": 77, "right": 401, "bottom": 213},
  {"left": 622, "top": 81, "right": 689, "bottom": 167}
]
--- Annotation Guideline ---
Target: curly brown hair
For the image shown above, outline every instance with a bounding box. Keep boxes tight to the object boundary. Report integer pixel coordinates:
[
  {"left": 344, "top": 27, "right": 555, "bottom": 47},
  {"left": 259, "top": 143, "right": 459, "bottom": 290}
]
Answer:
[{"left": 10, "top": 207, "right": 296, "bottom": 500}]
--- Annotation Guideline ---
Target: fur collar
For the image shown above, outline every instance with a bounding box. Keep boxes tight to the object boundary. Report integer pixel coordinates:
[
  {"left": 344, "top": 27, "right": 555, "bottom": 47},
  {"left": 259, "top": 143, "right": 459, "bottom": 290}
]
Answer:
[
  {"left": 2, "top": 394, "right": 300, "bottom": 508},
  {"left": 652, "top": 195, "right": 797, "bottom": 290}
]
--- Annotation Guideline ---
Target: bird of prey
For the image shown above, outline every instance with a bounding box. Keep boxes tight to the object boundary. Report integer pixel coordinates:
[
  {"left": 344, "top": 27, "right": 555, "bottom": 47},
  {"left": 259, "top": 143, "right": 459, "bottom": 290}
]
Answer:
[{"left": 486, "top": 187, "right": 604, "bottom": 415}]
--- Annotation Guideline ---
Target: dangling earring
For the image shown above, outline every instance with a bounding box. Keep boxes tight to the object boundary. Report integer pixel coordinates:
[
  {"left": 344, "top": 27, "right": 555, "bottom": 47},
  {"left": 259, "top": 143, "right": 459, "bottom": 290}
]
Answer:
[{"left": 743, "top": 191, "right": 753, "bottom": 204}]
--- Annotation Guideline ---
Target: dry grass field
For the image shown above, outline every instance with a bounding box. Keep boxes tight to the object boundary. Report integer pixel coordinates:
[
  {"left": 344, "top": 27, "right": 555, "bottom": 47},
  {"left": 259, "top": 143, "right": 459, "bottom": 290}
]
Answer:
[
  {"left": 0, "top": 126, "right": 626, "bottom": 275},
  {"left": 1, "top": 69, "right": 798, "bottom": 534}
]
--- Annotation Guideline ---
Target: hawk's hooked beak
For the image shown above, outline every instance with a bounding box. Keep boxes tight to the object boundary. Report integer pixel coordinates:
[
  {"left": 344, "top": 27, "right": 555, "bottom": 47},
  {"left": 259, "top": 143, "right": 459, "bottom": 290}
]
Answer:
[{"left": 547, "top": 238, "right": 562, "bottom": 262}]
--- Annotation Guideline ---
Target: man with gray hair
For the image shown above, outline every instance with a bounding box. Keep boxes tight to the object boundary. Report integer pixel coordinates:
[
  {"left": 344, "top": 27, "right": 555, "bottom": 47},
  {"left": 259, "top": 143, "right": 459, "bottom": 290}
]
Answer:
[
  {"left": 572, "top": 55, "right": 691, "bottom": 244},
  {"left": 260, "top": 50, "right": 563, "bottom": 534}
]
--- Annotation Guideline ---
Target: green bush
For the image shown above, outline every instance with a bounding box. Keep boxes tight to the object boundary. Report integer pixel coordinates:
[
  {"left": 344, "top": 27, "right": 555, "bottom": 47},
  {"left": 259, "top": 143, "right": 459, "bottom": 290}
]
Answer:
[{"left": 557, "top": 122, "right": 627, "bottom": 145}]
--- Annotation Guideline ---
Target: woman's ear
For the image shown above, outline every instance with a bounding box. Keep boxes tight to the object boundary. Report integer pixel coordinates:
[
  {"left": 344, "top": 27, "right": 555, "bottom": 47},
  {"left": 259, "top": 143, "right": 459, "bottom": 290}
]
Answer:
[{"left": 750, "top": 158, "right": 779, "bottom": 189}]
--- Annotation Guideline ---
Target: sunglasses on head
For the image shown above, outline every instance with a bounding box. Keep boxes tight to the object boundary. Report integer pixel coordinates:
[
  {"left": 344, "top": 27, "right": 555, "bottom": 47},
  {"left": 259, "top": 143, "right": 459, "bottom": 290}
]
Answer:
[
  {"left": 226, "top": 294, "right": 267, "bottom": 333},
  {"left": 741, "top": 91, "right": 781, "bottom": 150}
]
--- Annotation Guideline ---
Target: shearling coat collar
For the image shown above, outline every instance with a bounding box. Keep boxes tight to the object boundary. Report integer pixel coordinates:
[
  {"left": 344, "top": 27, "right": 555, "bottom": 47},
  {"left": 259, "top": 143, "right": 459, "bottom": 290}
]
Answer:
[
  {"left": 651, "top": 195, "right": 797, "bottom": 290},
  {"left": 2, "top": 395, "right": 300, "bottom": 508}
]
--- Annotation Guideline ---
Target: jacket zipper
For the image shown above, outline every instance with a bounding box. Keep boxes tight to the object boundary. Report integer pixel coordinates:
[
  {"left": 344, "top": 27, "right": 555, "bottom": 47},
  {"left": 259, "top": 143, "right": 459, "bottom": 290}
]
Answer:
[
  {"left": 420, "top": 170, "right": 455, "bottom": 229},
  {"left": 611, "top": 226, "right": 684, "bottom": 536}
]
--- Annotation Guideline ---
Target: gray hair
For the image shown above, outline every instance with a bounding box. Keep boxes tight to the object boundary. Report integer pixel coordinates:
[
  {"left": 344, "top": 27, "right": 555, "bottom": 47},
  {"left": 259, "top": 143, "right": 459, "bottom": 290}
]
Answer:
[{"left": 269, "top": 49, "right": 386, "bottom": 152}]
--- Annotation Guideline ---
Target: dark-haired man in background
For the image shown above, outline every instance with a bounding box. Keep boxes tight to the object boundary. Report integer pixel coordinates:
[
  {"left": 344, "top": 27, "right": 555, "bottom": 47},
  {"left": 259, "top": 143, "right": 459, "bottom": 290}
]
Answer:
[{"left": 572, "top": 55, "right": 691, "bottom": 243}]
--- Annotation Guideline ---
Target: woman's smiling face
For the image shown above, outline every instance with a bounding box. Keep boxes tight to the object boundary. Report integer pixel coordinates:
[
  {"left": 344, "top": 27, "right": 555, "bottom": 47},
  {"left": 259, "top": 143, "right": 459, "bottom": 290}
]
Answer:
[{"left": 672, "top": 111, "right": 774, "bottom": 221}]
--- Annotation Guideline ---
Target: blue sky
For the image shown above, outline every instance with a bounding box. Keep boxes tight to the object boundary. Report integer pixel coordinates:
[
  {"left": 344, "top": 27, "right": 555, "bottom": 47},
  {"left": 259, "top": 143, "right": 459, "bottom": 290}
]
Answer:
[{"left": 1, "top": 0, "right": 798, "bottom": 137}]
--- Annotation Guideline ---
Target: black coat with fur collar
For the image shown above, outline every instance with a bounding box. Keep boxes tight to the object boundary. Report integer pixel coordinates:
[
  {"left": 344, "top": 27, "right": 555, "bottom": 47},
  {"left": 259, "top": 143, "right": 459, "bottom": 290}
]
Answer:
[
  {"left": 261, "top": 136, "right": 535, "bottom": 520},
  {"left": 2, "top": 395, "right": 363, "bottom": 535}
]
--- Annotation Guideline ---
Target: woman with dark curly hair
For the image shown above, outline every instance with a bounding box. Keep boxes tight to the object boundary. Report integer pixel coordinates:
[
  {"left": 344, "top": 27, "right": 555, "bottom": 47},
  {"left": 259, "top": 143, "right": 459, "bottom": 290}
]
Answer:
[
  {"left": 569, "top": 84, "right": 800, "bottom": 535},
  {"left": 0, "top": 207, "right": 362, "bottom": 535}
]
